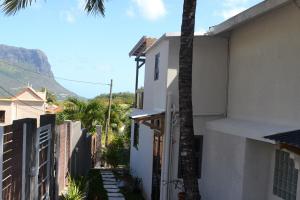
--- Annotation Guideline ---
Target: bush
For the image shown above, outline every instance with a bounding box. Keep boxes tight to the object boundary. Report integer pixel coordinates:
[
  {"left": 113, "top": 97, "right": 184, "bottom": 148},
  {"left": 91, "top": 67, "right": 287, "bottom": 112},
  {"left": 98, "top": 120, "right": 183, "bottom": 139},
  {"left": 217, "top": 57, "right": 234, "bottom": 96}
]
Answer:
[
  {"left": 62, "top": 176, "right": 86, "bottom": 200},
  {"left": 102, "top": 135, "right": 129, "bottom": 168}
]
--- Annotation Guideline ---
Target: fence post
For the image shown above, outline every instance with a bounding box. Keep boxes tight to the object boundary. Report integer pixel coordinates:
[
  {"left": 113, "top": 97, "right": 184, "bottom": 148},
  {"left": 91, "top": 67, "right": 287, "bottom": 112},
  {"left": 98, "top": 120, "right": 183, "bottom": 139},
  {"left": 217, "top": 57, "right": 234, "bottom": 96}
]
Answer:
[
  {"left": 40, "top": 114, "right": 56, "bottom": 199},
  {"left": 0, "top": 126, "right": 4, "bottom": 200},
  {"left": 23, "top": 118, "right": 37, "bottom": 200},
  {"left": 21, "top": 123, "right": 27, "bottom": 200},
  {"left": 95, "top": 125, "right": 102, "bottom": 168}
]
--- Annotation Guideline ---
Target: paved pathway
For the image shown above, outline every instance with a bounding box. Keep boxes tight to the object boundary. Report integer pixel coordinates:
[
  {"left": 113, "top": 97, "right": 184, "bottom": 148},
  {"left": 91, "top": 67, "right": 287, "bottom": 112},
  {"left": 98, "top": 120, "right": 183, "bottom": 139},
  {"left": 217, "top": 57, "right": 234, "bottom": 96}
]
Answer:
[{"left": 101, "top": 170, "right": 125, "bottom": 200}]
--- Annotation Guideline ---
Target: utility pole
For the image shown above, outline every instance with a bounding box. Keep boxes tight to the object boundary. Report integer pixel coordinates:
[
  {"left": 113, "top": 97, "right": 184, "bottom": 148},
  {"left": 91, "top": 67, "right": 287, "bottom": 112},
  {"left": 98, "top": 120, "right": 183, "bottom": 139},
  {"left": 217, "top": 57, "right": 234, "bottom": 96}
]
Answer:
[{"left": 105, "top": 79, "right": 113, "bottom": 147}]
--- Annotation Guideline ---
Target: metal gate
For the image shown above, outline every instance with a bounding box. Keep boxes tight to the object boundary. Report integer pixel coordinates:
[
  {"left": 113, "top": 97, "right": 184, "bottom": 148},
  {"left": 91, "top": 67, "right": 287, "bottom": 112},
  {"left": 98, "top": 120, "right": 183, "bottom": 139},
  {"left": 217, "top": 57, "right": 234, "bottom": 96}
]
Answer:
[{"left": 35, "top": 125, "right": 52, "bottom": 200}]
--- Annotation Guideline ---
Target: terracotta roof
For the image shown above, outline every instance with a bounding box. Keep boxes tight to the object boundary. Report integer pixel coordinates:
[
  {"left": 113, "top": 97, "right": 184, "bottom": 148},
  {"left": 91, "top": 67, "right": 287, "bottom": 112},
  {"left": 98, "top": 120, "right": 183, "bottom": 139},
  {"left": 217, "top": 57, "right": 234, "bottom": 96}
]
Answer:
[{"left": 129, "top": 36, "right": 157, "bottom": 57}]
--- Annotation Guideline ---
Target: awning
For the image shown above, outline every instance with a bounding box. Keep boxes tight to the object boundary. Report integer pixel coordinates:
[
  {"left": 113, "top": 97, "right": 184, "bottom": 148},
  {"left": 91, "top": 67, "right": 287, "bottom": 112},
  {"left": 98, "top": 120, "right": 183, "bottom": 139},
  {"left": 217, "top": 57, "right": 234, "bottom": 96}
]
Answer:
[
  {"left": 206, "top": 118, "right": 300, "bottom": 143},
  {"left": 265, "top": 130, "right": 300, "bottom": 149},
  {"left": 130, "top": 109, "right": 165, "bottom": 120},
  {"left": 130, "top": 109, "right": 165, "bottom": 134}
]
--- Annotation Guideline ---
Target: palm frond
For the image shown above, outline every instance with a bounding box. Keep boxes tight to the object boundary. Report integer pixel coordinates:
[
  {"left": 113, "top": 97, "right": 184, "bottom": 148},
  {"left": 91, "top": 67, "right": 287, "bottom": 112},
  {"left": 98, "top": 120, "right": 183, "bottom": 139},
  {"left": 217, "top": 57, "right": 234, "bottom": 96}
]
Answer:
[
  {"left": 1, "top": 0, "right": 35, "bottom": 15},
  {"left": 85, "top": 0, "right": 105, "bottom": 16}
]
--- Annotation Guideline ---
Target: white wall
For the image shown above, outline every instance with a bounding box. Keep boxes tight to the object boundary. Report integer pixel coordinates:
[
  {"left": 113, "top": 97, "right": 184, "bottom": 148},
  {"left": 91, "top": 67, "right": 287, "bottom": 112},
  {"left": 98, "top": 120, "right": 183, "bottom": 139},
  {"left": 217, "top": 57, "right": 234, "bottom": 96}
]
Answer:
[
  {"left": 130, "top": 40, "right": 170, "bottom": 200},
  {"left": 143, "top": 40, "right": 169, "bottom": 111},
  {"left": 0, "top": 100, "right": 13, "bottom": 125},
  {"left": 167, "top": 36, "right": 228, "bottom": 115},
  {"left": 228, "top": 2, "right": 300, "bottom": 126}
]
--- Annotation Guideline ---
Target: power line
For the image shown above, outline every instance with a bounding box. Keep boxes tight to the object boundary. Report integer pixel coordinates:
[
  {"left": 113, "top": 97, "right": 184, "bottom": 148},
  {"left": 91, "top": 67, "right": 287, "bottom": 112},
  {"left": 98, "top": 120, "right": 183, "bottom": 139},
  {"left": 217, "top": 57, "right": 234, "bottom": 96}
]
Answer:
[{"left": 0, "top": 61, "right": 110, "bottom": 86}]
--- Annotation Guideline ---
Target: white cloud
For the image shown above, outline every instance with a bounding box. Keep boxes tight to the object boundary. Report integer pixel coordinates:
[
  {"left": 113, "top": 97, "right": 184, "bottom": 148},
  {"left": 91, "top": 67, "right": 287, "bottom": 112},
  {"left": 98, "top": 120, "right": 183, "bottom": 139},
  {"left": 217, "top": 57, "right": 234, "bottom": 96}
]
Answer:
[
  {"left": 130, "top": 0, "right": 166, "bottom": 21},
  {"left": 60, "top": 0, "right": 86, "bottom": 24},
  {"left": 60, "top": 10, "right": 76, "bottom": 23}
]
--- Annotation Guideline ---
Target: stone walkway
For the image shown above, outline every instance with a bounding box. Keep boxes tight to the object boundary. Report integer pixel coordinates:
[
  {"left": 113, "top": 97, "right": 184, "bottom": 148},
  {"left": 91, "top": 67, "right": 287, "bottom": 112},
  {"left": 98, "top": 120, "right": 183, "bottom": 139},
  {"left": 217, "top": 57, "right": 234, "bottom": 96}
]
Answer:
[{"left": 101, "top": 170, "right": 125, "bottom": 200}]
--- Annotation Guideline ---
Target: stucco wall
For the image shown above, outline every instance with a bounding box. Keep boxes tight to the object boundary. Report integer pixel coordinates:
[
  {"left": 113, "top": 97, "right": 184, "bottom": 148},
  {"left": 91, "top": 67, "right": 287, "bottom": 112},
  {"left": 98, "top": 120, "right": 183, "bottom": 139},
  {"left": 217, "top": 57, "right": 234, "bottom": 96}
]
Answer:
[
  {"left": 242, "top": 139, "right": 274, "bottom": 200},
  {"left": 130, "top": 39, "right": 170, "bottom": 200},
  {"left": 228, "top": 2, "right": 300, "bottom": 126},
  {"left": 167, "top": 36, "right": 228, "bottom": 115},
  {"left": 0, "top": 100, "right": 13, "bottom": 125},
  {"left": 15, "top": 101, "right": 45, "bottom": 125},
  {"left": 130, "top": 123, "right": 154, "bottom": 199},
  {"left": 199, "top": 130, "right": 246, "bottom": 200},
  {"left": 143, "top": 39, "right": 169, "bottom": 111}
]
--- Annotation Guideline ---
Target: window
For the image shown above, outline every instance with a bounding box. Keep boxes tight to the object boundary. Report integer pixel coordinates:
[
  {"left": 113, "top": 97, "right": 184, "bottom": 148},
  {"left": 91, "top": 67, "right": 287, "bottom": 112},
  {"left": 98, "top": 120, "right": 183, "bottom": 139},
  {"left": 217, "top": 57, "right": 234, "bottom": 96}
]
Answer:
[
  {"left": 154, "top": 53, "right": 160, "bottom": 81},
  {"left": 273, "top": 150, "right": 298, "bottom": 200},
  {"left": 178, "top": 135, "right": 203, "bottom": 178},
  {"left": 133, "top": 122, "right": 140, "bottom": 149},
  {"left": 0, "top": 111, "right": 5, "bottom": 123}
]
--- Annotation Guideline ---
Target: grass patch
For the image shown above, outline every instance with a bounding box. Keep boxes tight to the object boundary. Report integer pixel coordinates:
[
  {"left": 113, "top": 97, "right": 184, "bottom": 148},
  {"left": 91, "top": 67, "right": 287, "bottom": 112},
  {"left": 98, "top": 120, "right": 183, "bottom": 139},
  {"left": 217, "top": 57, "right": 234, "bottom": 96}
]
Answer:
[{"left": 87, "top": 169, "right": 108, "bottom": 200}]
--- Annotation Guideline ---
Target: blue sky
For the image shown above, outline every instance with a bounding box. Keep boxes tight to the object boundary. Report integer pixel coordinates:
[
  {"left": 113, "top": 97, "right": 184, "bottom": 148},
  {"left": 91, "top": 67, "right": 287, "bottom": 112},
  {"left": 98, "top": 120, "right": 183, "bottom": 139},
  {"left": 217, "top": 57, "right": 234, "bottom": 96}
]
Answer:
[{"left": 0, "top": 0, "right": 262, "bottom": 98}]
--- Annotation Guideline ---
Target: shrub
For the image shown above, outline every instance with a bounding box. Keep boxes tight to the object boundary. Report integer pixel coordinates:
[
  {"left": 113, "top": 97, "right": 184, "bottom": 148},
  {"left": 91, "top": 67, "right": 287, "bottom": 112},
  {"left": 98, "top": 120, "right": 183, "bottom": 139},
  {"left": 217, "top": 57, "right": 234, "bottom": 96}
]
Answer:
[
  {"left": 102, "top": 135, "right": 129, "bottom": 168},
  {"left": 62, "top": 176, "right": 86, "bottom": 200}
]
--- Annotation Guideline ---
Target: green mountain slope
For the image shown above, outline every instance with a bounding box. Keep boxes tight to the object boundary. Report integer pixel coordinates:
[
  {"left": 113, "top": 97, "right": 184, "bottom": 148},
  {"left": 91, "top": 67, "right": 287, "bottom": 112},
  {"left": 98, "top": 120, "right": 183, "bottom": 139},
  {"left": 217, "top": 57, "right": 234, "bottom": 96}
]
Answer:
[{"left": 0, "top": 45, "right": 77, "bottom": 99}]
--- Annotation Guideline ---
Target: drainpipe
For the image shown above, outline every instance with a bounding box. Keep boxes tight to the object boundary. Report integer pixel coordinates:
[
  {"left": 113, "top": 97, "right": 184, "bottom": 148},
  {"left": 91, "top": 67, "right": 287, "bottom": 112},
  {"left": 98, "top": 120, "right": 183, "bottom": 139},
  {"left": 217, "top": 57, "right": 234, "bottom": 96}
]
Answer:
[
  {"left": 225, "top": 37, "right": 231, "bottom": 117},
  {"left": 161, "top": 92, "right": 173, "bottom": 200}
]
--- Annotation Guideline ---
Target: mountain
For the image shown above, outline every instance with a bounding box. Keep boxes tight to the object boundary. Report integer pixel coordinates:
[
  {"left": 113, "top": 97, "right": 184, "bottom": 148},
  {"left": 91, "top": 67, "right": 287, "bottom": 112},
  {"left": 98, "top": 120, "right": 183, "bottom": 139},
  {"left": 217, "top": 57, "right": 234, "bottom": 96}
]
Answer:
[{"left": 0, "top": 44, "right": 77, "bottom": 100}]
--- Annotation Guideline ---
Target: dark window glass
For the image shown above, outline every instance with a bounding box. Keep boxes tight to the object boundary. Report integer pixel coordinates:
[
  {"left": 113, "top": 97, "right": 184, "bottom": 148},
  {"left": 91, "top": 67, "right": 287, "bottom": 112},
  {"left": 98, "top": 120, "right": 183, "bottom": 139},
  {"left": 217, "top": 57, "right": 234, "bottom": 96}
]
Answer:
[
  {"left": 0, "top": 111, "right": 5, "bottom": 123},
  {"left": 154, "top": 53, "right": 160, "bottom": 81},
  {"left": 273, "top": 150, "right": 298, "bottom": 200},
  {"left": 133, "top": 122, "right": 140, "bottom": 149},
  {"left": 178, "top": 135, "right": 203, "bottom": 179}
]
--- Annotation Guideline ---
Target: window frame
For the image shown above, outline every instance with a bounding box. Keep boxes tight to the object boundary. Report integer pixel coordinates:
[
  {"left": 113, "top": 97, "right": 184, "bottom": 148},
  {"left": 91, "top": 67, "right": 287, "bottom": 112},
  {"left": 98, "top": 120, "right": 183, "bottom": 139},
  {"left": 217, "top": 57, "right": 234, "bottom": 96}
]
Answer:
[
  {"left": 0, "top": 110, "right": 5, "bottom": 123},
  {"left": 154, "top": 53, "right": 160, "bottom": 81},
  {"left": 273, "top": 149, "right": 298, "bottom": 200},
  {"left": 133, "top": 122, "right": 140, "bottom": 150},
  {"left": 178, "top": 135, "right": 203, "bottom": 179}
]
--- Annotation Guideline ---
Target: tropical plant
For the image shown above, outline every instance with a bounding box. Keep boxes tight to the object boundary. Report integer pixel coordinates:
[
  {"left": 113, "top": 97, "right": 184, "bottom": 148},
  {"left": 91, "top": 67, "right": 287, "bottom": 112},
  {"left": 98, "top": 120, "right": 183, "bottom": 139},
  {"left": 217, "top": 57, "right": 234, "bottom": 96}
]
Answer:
[
  {"left": 1, "top": 0, "right": 105, "bottom": 16},
  {"left": 58, "top": 97, "right": 106, "bottom": 133},
  {"left": 102, "top": 134, "right": 129, "bottom": 168},
  {"left": 62, "top": 176, "right": 86, "bottom": 200},
  {"left": 178, "top": 0, "right": 201, "bottom": 199}
]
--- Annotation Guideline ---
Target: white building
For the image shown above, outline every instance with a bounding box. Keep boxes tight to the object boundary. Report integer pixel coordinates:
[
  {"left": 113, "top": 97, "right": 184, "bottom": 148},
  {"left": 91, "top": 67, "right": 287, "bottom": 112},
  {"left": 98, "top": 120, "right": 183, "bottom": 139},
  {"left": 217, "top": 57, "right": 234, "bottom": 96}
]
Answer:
[
  {"left": 0, "top": 86, "right": 46, "bottom": 125},
  {"left": 129, "top": 0, "right": 300, "bottom": 200}
]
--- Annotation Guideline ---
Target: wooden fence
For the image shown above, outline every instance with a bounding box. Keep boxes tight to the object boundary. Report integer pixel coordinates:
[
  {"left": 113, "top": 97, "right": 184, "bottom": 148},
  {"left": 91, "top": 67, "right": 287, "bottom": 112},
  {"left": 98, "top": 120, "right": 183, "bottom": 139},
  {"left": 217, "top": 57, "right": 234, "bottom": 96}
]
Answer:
[
  {"left": 0, "top": 116, "right": 98, "bottom": 200},
  {"left": 0, "top": 115, "right": 55, "bottom": 200}
]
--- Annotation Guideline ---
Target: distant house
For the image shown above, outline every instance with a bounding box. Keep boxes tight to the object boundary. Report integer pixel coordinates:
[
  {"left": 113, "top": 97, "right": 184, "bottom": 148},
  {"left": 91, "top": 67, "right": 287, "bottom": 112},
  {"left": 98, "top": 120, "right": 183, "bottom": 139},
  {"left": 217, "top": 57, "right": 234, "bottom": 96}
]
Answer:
[
  {"left": 0, "top": 86, "right": 46, "bottom": 125},
  {"left": 129, "top": 0, "right": 300, "bottom": 200}
]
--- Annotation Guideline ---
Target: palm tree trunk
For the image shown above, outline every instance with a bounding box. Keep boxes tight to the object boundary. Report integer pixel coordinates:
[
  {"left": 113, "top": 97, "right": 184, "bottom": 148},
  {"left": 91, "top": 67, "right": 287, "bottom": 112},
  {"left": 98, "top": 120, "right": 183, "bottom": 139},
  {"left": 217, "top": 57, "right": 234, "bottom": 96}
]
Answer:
[{"left": 178, "top": 0, "right": 201, "bottom": 199}]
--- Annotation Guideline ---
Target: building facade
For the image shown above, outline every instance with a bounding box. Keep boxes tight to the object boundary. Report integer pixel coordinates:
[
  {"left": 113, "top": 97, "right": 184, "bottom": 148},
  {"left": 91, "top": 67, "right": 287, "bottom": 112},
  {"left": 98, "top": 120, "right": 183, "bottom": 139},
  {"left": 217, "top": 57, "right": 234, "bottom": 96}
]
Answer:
[
  {"left": 129, "top": 0, "right": 300, "bottom": 200},
  {"left": 0, "top": 87, "right": 46, "bottom": 125}
]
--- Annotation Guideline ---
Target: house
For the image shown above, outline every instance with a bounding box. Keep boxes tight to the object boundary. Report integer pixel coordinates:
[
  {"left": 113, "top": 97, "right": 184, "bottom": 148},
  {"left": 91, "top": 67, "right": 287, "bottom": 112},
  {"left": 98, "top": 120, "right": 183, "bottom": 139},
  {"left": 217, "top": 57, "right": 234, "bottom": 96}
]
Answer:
[
  {"left": 0, "top": 86, "right": 46, "bottom": 125},
  {"left": 129, "top": 0, "right": 300, "bottom": 200}
]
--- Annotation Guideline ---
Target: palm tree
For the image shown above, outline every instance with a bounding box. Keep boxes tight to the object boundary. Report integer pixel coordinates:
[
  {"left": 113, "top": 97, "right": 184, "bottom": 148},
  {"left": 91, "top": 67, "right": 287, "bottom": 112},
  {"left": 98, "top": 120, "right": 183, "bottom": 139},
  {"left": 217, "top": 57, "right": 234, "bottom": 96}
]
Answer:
[
  {"left": 2, "top": 0, "right": 201, "bottom": 198},
  {"left": 62, "top": 97, "right": 106, "bottom": 133},
  {"left": 178, "top": 0, "right": 201, "bottom": 199},
  {"left": 1, "top": 0, "right": 105, "bottom": 16}
]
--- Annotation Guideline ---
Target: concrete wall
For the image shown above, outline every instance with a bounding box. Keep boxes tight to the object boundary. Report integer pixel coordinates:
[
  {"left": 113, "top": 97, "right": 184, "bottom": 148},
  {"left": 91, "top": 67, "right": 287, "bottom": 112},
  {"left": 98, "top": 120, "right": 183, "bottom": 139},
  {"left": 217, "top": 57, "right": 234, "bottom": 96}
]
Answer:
[
  {"left": 228, "top": 2, "right": 300, "bottom": 126},
  {"left": 167, "top": 36, "right": 228, "bottom": 115},
  {"left": 143, "top": 39, "right": 169, "bottom": 111},
  {"left": 242, "top": 139, "right": 274, "bottom": 200},
  {"left": 0, "top": 100, "right": 13, "bottom": 125},
  {"left": 130, "top": 39, "right": 170, "bottom": 200},
  {"left": 15, "top": 101, "right": 45, "bottom": 125},
  {"left": 130, "top": 123, "right": 154, "bottom": 199},
  {"left": 199, "top": 130, "right": 246, "bottom": 200}
]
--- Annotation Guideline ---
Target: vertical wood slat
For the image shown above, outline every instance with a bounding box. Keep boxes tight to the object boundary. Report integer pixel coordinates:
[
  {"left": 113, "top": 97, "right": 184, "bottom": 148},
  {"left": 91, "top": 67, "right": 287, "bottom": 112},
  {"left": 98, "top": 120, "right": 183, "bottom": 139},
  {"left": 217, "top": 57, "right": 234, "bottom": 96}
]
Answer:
[
  {"left": 0, "top": 126, "right": 4, "bottom": 200},
  {"left": 21, "top": 124, "right": 27, "bottom": 200}
]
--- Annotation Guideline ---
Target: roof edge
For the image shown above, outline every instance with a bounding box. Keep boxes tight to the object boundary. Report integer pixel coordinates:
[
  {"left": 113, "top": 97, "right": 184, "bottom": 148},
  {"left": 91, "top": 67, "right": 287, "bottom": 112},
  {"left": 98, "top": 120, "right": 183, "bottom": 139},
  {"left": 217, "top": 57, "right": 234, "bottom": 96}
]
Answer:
[{"left": 208, "top": 0, "right": 291, "bottom": 35}]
